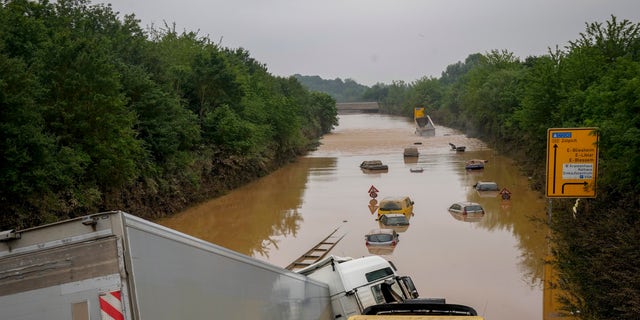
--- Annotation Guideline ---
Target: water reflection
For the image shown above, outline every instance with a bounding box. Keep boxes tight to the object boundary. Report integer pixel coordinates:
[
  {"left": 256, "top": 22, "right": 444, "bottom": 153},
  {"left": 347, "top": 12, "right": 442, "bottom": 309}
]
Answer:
[
  {"left": 403, "top": 156, "right": 419, "bottom": 165},
  {"left": 461, "top": 152, "right": 548, "bottom": 288},
  {"left": 448, "top": 210, "right": 486, "bottom": 223},
  {"left": 366, "top": 244, "right": 397, "bottom": 256},
  {"left": 158, "top": 157, "right": 338, "bottom": 257}
]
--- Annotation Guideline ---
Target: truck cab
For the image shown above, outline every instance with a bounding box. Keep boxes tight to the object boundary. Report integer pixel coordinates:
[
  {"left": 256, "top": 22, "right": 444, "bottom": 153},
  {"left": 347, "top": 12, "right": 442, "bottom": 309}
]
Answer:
[{"left": 298, "top": 255, "right": 419, "bottom": 319}]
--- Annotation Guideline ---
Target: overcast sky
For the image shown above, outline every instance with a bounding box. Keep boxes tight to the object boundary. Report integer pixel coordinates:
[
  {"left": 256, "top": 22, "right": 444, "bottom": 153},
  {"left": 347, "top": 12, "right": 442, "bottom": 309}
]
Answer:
[{"left": 98, "top": 0, "right": 640, "bottom": 86}]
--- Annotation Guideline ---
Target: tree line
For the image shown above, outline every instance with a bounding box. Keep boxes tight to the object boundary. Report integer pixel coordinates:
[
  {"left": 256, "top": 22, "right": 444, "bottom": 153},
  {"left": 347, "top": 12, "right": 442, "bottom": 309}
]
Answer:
[
  {"left": 363, "top": 16, "right": 639, "bottom": 320},
  {"left": 293, "top": 74, "right": 371, "bottom": 102},
  {"left": 0, "top": 0, "right": 337, "bottom": 229}
]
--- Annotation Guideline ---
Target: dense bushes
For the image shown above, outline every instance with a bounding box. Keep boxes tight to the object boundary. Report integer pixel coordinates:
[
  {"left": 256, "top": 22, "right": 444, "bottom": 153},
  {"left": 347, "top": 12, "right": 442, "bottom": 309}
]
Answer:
[{"left": 0, "top": 0, "right": 337, "bottom": 229}]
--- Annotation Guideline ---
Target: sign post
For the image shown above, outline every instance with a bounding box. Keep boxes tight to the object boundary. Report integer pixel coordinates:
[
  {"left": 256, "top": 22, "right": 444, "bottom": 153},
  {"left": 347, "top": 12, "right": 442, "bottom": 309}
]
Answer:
[
  {"left": 368, "top": 185, "right": 379, "bottom": 214},
  {"left": 546, "top": 128, "right": 599, "bottom": 198},
  {"left": 499, "top": 188, "right": 512, "bottom": 200}
]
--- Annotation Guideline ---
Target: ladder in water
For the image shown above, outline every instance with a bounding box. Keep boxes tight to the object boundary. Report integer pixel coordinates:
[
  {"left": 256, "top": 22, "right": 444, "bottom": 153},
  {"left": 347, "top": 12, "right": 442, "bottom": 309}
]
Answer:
[{"left": 285, "top": 227, "right": 345, "bottom": 271}]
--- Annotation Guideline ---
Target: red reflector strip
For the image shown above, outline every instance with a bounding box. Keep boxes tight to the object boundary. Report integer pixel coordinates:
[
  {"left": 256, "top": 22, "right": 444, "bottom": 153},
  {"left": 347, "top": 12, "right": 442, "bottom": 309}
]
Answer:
[{"left": 100, "top": 291, "right": 124, "bottom": 320}]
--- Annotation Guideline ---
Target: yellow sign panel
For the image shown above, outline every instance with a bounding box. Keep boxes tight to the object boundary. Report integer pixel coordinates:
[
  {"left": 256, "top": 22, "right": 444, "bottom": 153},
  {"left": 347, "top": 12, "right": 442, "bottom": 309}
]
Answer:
[{"left": 546, "top": 128, "right": 599, "bottom": 198}]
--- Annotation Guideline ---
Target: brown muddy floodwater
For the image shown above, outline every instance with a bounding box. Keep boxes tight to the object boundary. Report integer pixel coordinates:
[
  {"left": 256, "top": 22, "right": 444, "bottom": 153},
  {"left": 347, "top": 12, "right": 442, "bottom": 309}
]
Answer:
[{"left": 158, "top": 113, "right": 553, "bottom": 320}]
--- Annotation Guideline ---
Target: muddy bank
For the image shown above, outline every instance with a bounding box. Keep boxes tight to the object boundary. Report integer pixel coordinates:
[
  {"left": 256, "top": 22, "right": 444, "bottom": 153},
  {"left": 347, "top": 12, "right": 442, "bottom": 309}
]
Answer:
[{"left": 106, "top": 150, "right": 306, "bottom": 221}]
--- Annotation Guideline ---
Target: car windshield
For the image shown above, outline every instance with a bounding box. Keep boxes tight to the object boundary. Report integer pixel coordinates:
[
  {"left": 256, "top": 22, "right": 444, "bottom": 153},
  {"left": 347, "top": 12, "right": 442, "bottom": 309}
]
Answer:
[
  {"left": 467, "top": 205, "right": 483, "bottom": 211},
  {"left": 367, "top": 234, "right": 394, "bottom": 242}
]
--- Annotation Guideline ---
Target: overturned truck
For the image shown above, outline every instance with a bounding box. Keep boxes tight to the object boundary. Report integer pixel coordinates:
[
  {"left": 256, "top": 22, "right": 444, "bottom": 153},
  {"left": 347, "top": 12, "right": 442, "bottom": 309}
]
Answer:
[{"left": 414, "top": 107, "right": 436, "bottom": 137}]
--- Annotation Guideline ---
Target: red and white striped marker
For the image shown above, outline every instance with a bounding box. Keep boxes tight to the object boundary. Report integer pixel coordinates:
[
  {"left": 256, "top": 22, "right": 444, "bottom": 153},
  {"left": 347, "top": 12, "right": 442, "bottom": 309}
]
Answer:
[{"left": 99, "top": 291, "right": 124, "bottom": 320}]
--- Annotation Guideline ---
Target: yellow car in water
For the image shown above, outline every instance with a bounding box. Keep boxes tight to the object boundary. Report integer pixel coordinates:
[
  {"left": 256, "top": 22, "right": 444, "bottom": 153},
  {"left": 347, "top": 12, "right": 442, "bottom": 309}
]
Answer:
[{"left": 378, "top": 196, "right": 414, "bottom": 218}]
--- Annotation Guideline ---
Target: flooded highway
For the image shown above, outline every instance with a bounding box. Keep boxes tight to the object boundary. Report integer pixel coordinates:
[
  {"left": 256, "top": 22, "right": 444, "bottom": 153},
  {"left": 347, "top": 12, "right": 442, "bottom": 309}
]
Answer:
[{"left": 158, "top": 113, "right": 551, "bottom": 319}]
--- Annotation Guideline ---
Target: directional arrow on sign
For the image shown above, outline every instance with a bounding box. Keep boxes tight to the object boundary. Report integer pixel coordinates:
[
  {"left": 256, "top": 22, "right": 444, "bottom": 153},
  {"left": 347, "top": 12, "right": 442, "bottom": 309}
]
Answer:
[
  {"left": 552, "top": 144, "right": 558, "bottom": 194},
  {"left": 369, "top": 199, "right": 378, "bottom": 214},
  {"left": 562, "top": 181, "right": 588, "bottom": 194}
]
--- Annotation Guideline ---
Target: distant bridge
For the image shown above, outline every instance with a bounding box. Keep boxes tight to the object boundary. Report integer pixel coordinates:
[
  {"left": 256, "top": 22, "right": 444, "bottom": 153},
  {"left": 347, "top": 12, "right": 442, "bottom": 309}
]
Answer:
[{"left": 335, "top": 102, "right": 379, "bottom": 114}]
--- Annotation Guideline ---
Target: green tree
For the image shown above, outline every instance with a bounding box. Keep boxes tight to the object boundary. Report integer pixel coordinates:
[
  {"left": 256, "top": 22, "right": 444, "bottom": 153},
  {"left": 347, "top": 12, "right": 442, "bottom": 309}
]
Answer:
[
  {"left": 406, "top": 77, "right": 443, "bottom": 117},
  {"left": 362, "top": 82, "right": 389, "bottom": 102},
  {"left": 458, "top": 50, "right": 523, "bottom": 143},
  {"left": 1, "top": 0, "right": 147, "bottom": 225},
  {"left": 512, "top": 52, "right": 563, "bottom": 171},
  {"left": 120, "top": 64, "right": 200, "bottom": 172},
  {"left": 294, "top": 74, "right": 369, "bottom": 102},
  {"left": 0, "top": 53, "right": 60, "bottom": 228},
  {"left": 187, "top": 47, "right": 243, "bottom": 119},
  {"left": 202, "top": 104, "right": 262, "bottom": 155},
  {"left": 308, "top": 91, "right": 338, "bottom": 135},
  {"left": 379, "top": 80, "right": 409, "bottom": 115},
  {"left": 434, "top": 54, "right": 483, "bottom": 125},
  {"left": 42, "top": 0, "right": 145, "bottom": 191}
]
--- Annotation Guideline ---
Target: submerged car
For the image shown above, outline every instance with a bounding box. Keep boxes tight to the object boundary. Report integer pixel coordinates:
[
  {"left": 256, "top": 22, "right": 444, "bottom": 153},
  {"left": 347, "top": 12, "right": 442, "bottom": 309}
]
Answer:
[
  {"left": 378, "top": 214, "right": 410, "bottom": 232},
  {"left": 379, "top": 214, "right": 410, "bottom": 226},
  {"left": 378, "top": 196, "right": 414, "bottom": 217},
  {"left": 465, "top": 159, "right": 486, "bottom": 170},
  {"left": 448, "top": 201, "right": 485, "bottom": 215},
  {"left": 360, "top": 160, "right": 389, "bottom": 171},
  {"left": 474, "top": 181, "right": 500, "bottom": 198},
  {"left": 365, "top": 229, "right": 399, "bottom": 247},
  {"left": 403, "top": 147, "right": 419, "bottom": 157},
  {"left": 474, "top": 181, "right": 499, "bottom": 191}
]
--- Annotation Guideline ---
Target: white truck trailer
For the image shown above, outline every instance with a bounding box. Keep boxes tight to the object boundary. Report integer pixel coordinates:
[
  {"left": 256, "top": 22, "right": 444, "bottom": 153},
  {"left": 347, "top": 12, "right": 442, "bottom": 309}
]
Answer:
[
  {"left": 0, "top": 211, "right": 330, "bottom": 319},
  {"left": 0, "top": 211, "right": 420, "bottom": 320}
]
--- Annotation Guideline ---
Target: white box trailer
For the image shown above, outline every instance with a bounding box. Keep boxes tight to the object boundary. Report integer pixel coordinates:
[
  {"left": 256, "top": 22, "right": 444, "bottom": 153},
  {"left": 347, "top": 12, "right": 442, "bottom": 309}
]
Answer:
[{"left": 0, "top": 211, "right": 332, "bottom": 320}]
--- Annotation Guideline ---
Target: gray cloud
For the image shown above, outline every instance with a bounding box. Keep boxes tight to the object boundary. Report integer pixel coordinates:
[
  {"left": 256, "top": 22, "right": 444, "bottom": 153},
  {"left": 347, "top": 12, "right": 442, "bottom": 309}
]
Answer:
[{"left": 100, "top": 0, "right": 640, "bottom": 86}]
